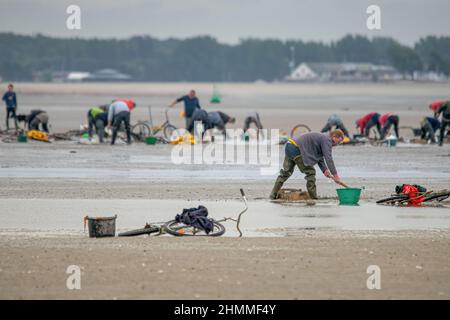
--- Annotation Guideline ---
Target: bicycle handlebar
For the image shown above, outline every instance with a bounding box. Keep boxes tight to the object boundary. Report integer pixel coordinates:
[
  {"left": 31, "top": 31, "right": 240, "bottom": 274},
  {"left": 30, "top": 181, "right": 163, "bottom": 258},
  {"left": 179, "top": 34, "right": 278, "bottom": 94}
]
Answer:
[
  {"left": 164, "top": 107, "right": 171, "bottom": 122},
  {"left": 235, "top": 188, "right": 248, "bottom": 238}
]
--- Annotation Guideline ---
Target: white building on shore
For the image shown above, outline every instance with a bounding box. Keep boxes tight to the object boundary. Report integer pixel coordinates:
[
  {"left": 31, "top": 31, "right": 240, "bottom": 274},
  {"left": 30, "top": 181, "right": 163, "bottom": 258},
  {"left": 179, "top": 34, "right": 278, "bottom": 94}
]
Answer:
[{"left": 285, "top": 62, "right": 402, "bottom": 82}]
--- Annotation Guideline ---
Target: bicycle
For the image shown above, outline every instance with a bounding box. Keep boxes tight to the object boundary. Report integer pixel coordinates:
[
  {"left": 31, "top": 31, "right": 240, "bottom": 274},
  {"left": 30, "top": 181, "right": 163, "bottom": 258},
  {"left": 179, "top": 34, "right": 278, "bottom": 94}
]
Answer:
[
  {"left": 289, "top": 124, "right": 311, "bottom": 139},
  {"left": 118, "top": 189, "right": 248, "bottom": 237},
  {"left": 376, "top": 189, "right": 450, "bottom": 206},
  {"left": 131, "top": 106, "right": 177, "bottom": 141}
]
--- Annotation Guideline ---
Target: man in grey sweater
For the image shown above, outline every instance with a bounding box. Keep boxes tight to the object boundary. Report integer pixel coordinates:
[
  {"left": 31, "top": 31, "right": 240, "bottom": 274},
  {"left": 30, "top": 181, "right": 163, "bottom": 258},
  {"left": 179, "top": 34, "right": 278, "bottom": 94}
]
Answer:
[{"left": 270, "top": 130, "right": 344, "bottom": 200}]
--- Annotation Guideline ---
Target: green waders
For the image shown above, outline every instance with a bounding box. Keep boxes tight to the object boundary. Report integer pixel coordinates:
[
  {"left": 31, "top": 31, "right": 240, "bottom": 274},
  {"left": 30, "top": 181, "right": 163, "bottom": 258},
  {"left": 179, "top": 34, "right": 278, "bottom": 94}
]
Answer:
[{"left": 270, "top": 144, "right": 317, "bottom": 200}]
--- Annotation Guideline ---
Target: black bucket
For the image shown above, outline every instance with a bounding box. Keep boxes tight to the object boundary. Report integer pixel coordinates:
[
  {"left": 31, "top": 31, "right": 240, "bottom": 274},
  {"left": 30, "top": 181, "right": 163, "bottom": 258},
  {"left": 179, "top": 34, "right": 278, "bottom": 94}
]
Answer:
[{"left": 84, "top": 215, "right": 117, "bottom": 238}]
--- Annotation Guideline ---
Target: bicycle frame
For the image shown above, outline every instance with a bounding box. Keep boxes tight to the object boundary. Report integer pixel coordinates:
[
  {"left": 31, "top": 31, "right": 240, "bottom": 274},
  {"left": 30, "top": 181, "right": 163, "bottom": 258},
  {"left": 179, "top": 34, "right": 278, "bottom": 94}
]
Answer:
[
  {"left": 147, "top": 105, "right": 154, "bottom": 129},
  {"left": 379, "top": 189, "right": 450, "bottom": 205},
  {"left": 147, "top": 105, "right": 171, "bottom": 135},
  {"left": 119, "top": 189, "right": 249, "bottom": 237}
]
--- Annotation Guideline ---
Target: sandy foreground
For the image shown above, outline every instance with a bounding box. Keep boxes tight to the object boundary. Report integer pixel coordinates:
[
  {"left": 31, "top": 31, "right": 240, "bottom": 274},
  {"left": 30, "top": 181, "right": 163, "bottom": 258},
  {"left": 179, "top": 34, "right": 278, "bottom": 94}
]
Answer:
[
  {"left": 1, "top": 82, "right": 449, "bottom": 299},
  {"left": 1, "top": 231, "right": 450, "bottom": 300}
]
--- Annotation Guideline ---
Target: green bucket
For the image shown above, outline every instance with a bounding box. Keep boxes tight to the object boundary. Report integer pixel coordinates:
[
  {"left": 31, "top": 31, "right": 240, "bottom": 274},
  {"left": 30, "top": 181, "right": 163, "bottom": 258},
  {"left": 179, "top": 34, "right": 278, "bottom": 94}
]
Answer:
[
  {"left": 17, "top": 134, "right": 28, "bottom": 143},
  {"left": 336, "top": 188, "right": 362, "bottom": 205},
  {"left": 145, "top": 136, "right": 158, "bottom": 145}
]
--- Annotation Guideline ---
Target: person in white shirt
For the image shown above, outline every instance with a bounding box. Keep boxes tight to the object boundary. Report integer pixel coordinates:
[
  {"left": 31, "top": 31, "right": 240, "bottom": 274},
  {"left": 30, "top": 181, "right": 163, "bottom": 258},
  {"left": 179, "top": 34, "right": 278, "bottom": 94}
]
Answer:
[{"left": 107, "top": 99, "right": 135, "bottom": 145}]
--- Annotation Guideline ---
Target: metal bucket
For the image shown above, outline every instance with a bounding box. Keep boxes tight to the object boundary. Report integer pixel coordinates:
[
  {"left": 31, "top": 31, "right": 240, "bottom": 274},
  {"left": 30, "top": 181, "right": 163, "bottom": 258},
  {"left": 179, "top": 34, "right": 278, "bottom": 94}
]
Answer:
[{"left": 84, "top": 215, "right": 117, "bottom": 238}]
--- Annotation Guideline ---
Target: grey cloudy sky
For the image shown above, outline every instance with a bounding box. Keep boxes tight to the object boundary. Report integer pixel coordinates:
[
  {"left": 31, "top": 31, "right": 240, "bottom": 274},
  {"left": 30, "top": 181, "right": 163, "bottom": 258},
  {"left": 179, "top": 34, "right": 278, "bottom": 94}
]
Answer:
[{"left": 0, "top": 0, "right": 449, "bottom": 45}]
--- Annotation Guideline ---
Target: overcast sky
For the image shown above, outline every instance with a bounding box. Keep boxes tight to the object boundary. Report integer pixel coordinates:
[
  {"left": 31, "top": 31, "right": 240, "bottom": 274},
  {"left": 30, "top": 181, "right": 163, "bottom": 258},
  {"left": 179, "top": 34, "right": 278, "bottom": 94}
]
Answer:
[{"left": 1, "top": 0, "right": 449, "bottom": 45}]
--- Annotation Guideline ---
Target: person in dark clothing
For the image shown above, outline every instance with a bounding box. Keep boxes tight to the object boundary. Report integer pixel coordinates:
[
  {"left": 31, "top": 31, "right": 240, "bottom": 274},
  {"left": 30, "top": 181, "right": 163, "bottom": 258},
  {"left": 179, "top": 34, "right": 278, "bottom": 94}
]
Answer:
[
  {"left": 170, "top": 90, "right": 201, "bottom": 129},
  {"left": 321, "top": 114, "right": 350, "bottom": 137},
  {"left": 94, "top": 112, "right": 108, "bottom": 143},
  {"left": 208, "top": 111, "right": 236, "bottom": 137},
  {"left": 420, "top": 117, "right": 441, "bottom": 144},
  {"left": 188, "top": 108, "right": 211, "bottom": 136},
  {"left": 243, "top": 112, "right": 263, "bottom": 132},
  {"left": 269, "top": 130, "right": 345, "bottom": 200},
  {"left": 2, "top": 83, "right": 18, "bottom": 130},
  {"left": 17, "top": 110, "right": 50, "bottom": 132},
  {"left": 208, "top": 111, "right": 236, "bottom": 141},
  {"left": 356, "top": 112, "right": 381, "bottom": 138},
  {"left": 87, "top": 105, "right": 108, "bottom": 143},
  {"left": 379, "top": 113, "right": 400, "bottom": 139},
  {"left": 243, "top": 112, "right": 264, "bottom": 139},
  {"left": 435, "top": 101, "right": 450, "bottom": 146}
]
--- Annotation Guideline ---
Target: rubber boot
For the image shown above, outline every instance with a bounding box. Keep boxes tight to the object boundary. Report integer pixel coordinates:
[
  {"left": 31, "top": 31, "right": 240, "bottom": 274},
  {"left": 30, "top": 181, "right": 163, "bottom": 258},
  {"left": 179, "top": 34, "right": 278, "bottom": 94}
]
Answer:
[
  {"left": 269, "top": 180, "right": 284, "bottom": 200},
  {"left": 306, "top": 183, "right": 318, "bottom": 200}
]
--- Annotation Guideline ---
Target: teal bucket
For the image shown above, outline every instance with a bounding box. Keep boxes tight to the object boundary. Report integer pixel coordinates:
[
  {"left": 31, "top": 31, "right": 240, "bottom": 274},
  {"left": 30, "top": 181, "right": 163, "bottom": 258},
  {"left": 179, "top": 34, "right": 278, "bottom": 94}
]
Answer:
[{"left": 336, "top": 188, "right": 362, "bottom": 205}]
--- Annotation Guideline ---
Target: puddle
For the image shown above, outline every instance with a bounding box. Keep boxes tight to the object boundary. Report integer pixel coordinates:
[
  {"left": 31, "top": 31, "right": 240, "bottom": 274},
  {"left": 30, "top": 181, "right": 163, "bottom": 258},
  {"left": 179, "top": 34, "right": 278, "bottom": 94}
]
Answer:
[
  {"left": 1, "top": 166, "right": 450, "bottom": 180},
  {"left": 0, "top": 199, "right": 449, "bottom": 237}
]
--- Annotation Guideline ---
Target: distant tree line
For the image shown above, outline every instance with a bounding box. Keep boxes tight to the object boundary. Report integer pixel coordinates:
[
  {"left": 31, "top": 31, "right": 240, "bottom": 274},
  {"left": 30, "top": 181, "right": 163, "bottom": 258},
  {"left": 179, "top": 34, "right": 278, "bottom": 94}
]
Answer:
[{"left": 0, "top": 33, "right": 449, "bottom": 82}]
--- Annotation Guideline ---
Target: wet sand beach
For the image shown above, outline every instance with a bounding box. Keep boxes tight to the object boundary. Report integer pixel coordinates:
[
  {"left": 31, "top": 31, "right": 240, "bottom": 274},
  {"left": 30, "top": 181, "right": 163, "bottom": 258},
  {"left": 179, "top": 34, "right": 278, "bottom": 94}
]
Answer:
[{"left": 1, "top": 82, "right": 449, "bottom": 299}]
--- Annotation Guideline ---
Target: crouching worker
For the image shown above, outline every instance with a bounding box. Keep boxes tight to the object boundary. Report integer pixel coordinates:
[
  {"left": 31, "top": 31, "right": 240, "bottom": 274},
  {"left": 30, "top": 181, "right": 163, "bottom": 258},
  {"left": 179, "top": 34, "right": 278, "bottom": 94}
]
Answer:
[
  {"left": 243, "top": 112, "right": 263, "bottom": 135},
  {"left": 188, "top": 108, "right": 211, "bottom": 138},
  {"left": 208, "top": 111, "right": 236, "bottom": 137},
  {"left": 420, "top": 116, "right": 441, "bottom": 144},
  {"left": 321, "top": 114, "right": 349, "bottom": 137},
  {"left": 356, "top": 112, "right": 381, "bottom": 138},
  {"left": 435, "top": 101, "right": 450, "bottom": 146},
  {"left": 108, "top": 99, "right": 135, "bottom": 145},
  {"left": 379, "top": 113, "right": 400, "bottom": 139},
  {"left": 270, "top": 130, "right": 344, "bottom": 200},
  {"left": 17, "top": 109, "right": 50, "bottom": 132},
  {"left": 87, "top": 105, "right": 108, "bottom": 143}
]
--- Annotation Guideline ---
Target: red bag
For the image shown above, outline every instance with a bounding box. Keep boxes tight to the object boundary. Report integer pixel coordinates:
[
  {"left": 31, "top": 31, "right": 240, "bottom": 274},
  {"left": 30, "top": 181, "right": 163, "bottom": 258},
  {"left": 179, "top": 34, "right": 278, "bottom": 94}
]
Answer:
[{"left": 400, "top": 184, "right": 424, "bottom": 205}]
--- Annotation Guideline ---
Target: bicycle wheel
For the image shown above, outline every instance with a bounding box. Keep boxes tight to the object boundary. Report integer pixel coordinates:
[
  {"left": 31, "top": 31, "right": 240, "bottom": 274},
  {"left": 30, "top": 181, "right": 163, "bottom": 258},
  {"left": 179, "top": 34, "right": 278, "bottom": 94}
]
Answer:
[
  {"left": 163, "top": 124, "right": 177, "bottom": 140},
  {"left": 376, "top": 194, "right": 409, "bottom": 205},
  {"left": 131, "top": 123, "right": 151, "bottom": 142},
  {"left": 118, "top": 225, "right": 160, "bottom": 237},
  {"left": 290, "top": 124, "right": 311, "bottom": 139},
  {"left": 423, "top": 192, "right": 450, "bottom": 203},
  {"left": 163, "top": 220, "right": 226, "bottom": 237}
]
